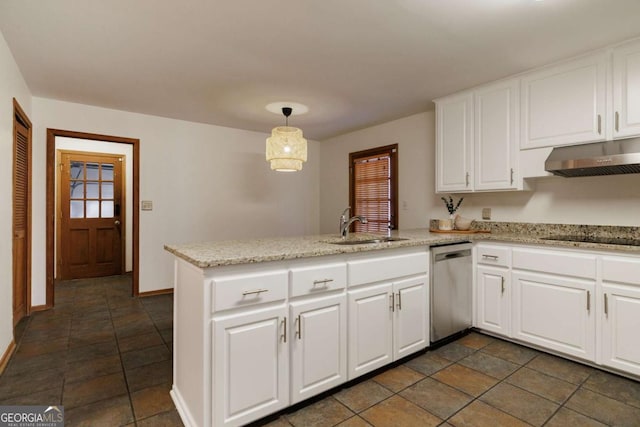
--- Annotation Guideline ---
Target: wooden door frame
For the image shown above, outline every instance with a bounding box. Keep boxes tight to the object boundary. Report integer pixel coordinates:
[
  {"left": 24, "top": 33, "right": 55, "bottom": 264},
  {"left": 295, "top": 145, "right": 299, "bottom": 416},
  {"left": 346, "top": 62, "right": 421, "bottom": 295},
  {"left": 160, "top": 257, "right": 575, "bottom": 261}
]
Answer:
[
  {"left": 46, "top": 129, "right": 140, "bottom": 305},
  {"left": 13, "top": 98, "right": 32, "bottom": 319}
]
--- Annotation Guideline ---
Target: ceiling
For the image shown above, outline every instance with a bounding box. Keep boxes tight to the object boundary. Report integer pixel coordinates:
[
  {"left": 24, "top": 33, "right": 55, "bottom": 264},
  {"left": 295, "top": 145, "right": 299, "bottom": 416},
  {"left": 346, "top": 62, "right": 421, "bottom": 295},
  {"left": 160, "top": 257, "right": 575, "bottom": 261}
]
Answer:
[{"left": 1, "top": 0, "right": 640, "bottom": 140}]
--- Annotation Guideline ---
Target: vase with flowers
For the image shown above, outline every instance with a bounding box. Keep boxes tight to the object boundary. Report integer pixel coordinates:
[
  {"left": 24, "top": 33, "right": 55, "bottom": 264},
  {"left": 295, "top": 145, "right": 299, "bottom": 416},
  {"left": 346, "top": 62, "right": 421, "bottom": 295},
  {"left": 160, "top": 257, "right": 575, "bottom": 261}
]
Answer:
[{"left": 439, "top": 195, "right": 463, "bottom": 230}]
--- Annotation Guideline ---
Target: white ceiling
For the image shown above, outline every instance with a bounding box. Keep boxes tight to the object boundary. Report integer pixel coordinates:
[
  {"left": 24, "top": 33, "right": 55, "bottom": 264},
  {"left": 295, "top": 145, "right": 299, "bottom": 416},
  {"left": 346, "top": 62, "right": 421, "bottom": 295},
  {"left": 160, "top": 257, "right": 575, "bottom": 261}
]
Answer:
[{"left": 1, "top": 0, "right": 640, "bottom": 140}]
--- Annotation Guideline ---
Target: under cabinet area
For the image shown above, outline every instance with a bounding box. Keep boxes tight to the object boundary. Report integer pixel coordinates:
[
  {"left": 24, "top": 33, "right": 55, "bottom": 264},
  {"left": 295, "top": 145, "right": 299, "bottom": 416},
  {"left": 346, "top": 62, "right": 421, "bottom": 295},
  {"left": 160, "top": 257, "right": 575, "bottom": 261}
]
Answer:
[{"left": 171, "top": 246, "right": 430, "bottom": 427}]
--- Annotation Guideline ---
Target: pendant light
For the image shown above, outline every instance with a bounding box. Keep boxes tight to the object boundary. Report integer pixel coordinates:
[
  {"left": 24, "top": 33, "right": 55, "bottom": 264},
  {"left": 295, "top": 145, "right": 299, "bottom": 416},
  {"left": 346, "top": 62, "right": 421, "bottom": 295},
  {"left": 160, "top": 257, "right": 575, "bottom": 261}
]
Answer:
[{"left": 266, "top": 107, "right": 307, "bottom": 172}]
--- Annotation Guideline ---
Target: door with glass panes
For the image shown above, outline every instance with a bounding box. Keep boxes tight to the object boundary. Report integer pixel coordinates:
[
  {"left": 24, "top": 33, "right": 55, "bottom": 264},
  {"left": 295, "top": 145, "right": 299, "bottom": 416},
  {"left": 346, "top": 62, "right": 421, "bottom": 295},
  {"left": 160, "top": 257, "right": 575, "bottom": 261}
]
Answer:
[{"left": 60, "top": 152, "right": 123, "bottom": 279}]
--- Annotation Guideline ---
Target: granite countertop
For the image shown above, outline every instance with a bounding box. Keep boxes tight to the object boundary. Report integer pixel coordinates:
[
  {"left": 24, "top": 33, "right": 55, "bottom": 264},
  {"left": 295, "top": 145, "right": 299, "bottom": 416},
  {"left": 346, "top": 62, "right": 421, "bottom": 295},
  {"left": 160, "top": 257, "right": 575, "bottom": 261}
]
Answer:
[{"left": 165, "top": 223, "right": 640, "bottom": 268}]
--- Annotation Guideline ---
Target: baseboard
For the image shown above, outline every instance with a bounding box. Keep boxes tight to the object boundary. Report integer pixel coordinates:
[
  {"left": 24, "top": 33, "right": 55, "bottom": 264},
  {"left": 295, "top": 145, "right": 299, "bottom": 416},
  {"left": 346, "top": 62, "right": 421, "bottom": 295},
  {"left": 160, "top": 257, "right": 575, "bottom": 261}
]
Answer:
[
  {"left": 170, "top": 387, "right": 196, "bottom": 427},
  {"left": 139, "top": 288, "right": 174, "bottom": 297},
  {"left": 0, "top": 339, "right": 16, "bottom": 375},
  {"left": 30, "top": 304, "right": 50, "bottom": 312}
]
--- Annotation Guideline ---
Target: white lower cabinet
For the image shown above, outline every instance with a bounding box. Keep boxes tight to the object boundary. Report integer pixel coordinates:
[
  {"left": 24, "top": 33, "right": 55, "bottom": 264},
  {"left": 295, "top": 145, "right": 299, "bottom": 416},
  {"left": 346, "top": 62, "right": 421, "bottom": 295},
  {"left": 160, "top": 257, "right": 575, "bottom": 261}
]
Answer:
[
  {"left": 289, "top": 293, "right": 347, "bottom": 404},
  {"left": 601, "top": 256, "right": 640, "bottom": 376},
  {"left": 212, "top": 305, "right": 289, "bottom": 427},
  {"left": 348, "top": 282, "right": 394, "bottom": 379},
  {"left": 512, "top": 271, "right": 596, "bottom": 361},
  {"left": 348, "top": 275, "right": 428, "bottom": 380},
  {"left": 476, "top": 265, "right": 510, "bottom": 336}
]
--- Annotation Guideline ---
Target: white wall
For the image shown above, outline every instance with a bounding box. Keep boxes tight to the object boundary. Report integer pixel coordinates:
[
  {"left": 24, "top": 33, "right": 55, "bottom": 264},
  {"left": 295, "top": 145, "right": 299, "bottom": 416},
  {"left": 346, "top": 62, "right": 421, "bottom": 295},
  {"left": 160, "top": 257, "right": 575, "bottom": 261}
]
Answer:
[
  {"left": 0, "top": 32, "right": 32, "bottom": 357},
  {"left": 55, "top": 138, "right": 134, "bottom": 272},
  {"left": 451, "top": 175, "right": 640, "bottom": 226},
  {"left": 319, "top": 111, "right": 440, "bottom": 233},
  {"left": 32, "top": 98, "right": 320, "bottom": 300}
]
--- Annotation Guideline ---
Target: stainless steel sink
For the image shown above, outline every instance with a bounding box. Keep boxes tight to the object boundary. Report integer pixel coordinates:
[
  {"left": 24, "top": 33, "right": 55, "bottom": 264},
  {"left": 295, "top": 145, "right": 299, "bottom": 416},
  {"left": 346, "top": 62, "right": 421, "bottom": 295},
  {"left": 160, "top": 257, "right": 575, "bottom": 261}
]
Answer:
[{"left": 329, "top": 237, "right": 409, "bottom": 245}]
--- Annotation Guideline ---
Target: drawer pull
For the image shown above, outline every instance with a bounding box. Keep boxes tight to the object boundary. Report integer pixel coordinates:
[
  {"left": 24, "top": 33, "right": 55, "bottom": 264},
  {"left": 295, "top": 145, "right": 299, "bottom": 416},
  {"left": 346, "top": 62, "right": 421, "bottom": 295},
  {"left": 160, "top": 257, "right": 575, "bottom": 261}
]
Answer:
[
  {"left": 604, "top": 293, "right": 609, "bottom": 316},
  {"left": 482, "top": 254, "right": 499, "bottom": 260},
  {"left": 501, "top": 276, "right": 505, "bottom": 295},
  {"left": 242, "top": 288, "right": 269, "bottom": 296},
  {"left": 313, "top": 278, "right": 334, "bottom": 287},
  {"left": 586, "top": 290, "right": 591, "bottom": 312}
]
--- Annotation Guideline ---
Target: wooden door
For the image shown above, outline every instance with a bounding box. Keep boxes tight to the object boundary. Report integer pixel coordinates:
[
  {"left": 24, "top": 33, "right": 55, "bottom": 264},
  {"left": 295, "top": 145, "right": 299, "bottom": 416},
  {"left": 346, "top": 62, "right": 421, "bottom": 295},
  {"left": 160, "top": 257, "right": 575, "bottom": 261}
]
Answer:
[
  {"left": 60, "top": 152, "right": 123, "bottom": 279},
  {"left": 13, "top": 117, "right": 30, "bottom": 326}
]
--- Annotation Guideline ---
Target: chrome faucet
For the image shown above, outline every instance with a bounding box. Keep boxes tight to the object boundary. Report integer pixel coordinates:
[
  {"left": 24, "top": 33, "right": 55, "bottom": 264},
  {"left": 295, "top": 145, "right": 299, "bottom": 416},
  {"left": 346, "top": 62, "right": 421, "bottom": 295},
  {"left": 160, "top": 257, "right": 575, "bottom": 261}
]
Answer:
[{"left": 339, "top": 207, "right": 368, "bottom": 239}]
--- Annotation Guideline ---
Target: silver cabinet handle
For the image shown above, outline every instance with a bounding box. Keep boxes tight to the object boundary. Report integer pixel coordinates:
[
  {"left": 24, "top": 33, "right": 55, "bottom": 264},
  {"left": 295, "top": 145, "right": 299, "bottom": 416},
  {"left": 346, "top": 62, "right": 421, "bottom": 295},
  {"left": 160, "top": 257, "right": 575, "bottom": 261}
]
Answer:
[
  {"left": 586, "top": 290, "right": 591, "bottom": 312},
  {"left": 313, "top": 279, "right": 334, "bottom": 287},
  {"left": 482, "top": 254, "right": 499, "bottom": 260},
  {"left": 389, "top": 293, "right": 395, "bottom": 312},
  {"left": 615, "top": 111, "right": 620, "bottom": 132},
  {"left": 282, "top": 317, "right": 287, "bottom": 343},
  {"left": 604, "top": 293, "right": 608, "bottom": 316},
  {"left": 510, "top": 168, "right": 514, "bottom": 185},
  {"left": 597, "top": 114, "right": 602, "bottom": 134},
  {"left": 465, "top": 172, "right": 470, "bottom": 187},
  {"left": 295, "top": 315, "right": 302, "bottom": 340},
  {"left": 397, "top": 291, "right": 402, "bottom": 310},
  {"left": 242, "top": 288, "right": 269, "bottom": 296},
  {"left": 501, "top": 276, "right": 505, "bottom": 295}
]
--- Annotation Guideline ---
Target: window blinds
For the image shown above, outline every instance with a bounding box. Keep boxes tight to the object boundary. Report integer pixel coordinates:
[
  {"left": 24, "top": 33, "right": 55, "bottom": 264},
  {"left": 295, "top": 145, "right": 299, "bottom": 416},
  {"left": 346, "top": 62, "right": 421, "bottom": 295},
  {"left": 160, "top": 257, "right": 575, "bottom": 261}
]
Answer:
[{"left": 353, "top": 152, "right": 392, "bottom": 233}]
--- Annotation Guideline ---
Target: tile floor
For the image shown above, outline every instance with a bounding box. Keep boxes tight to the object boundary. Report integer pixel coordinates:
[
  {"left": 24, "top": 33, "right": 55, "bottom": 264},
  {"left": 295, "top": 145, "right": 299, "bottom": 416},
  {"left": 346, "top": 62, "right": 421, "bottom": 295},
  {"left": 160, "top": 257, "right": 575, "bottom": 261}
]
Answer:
[
  {"left": 2, "top": 275, "right": 640, "bottom": 426},
  {"left": 0, "top": 275, "right": 182, "bottom": 426}
]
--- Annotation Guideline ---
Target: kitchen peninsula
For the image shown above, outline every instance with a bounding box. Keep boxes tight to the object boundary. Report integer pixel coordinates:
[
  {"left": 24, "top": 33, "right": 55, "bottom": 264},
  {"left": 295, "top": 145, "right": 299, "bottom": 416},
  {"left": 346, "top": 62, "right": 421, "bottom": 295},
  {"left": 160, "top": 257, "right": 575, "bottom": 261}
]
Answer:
[{"left": 165, "top": 223, "right": 640, "bottom": 427}]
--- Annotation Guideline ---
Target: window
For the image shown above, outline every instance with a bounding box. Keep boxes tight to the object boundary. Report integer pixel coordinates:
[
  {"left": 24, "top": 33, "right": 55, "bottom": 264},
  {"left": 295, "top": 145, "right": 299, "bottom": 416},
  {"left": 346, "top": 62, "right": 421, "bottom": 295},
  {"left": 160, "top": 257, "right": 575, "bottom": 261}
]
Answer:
[{"left": 349, "top": 144, "right": 398, "bottom": 233}]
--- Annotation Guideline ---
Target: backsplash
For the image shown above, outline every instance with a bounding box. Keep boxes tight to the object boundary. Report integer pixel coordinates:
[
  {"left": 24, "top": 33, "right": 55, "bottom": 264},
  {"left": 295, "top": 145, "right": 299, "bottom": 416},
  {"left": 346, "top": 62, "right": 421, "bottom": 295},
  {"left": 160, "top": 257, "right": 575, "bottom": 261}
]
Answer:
[{"left": 429, "top": 220, "right": 640, "bottom": 239}]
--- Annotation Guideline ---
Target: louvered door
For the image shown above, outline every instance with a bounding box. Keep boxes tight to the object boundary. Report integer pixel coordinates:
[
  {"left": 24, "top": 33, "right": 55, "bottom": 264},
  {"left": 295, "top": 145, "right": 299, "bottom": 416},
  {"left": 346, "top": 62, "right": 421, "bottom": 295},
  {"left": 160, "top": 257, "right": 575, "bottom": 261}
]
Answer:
[{"left": 13, "top": 119, "right": 30, "bottom": 326}]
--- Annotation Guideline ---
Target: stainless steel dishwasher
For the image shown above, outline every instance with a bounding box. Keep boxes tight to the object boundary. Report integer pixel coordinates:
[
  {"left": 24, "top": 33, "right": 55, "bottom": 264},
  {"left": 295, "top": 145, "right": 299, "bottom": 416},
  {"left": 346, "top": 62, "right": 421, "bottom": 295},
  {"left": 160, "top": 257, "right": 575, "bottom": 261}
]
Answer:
[{"left": 430, "top": 242, "right": 473, "bottom": 344}]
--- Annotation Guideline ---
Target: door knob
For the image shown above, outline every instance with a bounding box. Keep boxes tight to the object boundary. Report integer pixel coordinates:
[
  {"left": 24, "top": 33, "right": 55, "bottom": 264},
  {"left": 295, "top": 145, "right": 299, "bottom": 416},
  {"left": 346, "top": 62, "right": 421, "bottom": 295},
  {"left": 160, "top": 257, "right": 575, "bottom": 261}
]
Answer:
[{"left": 114, "top": 220, "right": 121, "bottom": 225}]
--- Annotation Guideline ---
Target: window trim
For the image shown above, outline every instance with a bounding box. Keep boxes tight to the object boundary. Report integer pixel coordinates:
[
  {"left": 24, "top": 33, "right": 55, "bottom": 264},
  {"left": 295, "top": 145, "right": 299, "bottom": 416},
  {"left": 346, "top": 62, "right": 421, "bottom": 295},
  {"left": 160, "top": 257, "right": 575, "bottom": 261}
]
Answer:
[{"left": 349, "top": 144, "right": 398, "bottom": 232}]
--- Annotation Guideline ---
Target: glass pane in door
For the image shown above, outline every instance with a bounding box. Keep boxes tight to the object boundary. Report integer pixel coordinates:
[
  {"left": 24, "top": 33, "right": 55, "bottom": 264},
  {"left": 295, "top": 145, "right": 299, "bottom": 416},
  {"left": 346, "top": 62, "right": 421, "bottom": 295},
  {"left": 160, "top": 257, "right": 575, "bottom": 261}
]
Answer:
[
  {"left": 70, "top": 201, "right": 84, "bottom": 218},
  {"left": 70, "top": 161, "right": 84, "bottom": 180},
  {"left": 70, "top": 182, "right": 84, "bottom": 199},
  {"left": 86, "top": 163, "right": 100, "bottom": 180},
  {"left": 102, "top": 163, "right": 114, "bottom": 180}
]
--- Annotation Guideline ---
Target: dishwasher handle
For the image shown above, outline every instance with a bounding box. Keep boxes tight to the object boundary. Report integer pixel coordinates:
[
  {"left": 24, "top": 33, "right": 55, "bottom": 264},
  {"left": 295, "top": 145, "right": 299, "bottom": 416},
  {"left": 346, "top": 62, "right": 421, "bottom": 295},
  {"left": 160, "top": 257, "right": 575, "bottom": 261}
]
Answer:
[{"left": 434, "top": 249, "right": 471, "bottom": 262}]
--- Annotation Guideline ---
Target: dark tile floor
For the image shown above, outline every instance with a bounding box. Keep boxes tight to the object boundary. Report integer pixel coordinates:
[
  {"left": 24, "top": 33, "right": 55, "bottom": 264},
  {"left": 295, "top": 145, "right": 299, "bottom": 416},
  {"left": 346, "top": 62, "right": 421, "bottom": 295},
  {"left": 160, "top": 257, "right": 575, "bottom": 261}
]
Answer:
[
  {"left": 3, "top": 275, "right": 640, "bottom": 426},
  {"left": 267, "top": 334, "right": 640, "bottom": 427},
  {"left": 0, "top": 275, "right": 182, "bottom": 426}
]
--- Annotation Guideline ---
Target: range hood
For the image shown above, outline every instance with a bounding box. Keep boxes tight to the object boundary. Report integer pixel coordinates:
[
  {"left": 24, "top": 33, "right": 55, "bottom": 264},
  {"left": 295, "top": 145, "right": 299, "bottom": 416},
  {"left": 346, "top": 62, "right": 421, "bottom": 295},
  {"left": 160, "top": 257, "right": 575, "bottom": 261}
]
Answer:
[{"left": 545, "top": 137, "right": 640, "bottom": 177}]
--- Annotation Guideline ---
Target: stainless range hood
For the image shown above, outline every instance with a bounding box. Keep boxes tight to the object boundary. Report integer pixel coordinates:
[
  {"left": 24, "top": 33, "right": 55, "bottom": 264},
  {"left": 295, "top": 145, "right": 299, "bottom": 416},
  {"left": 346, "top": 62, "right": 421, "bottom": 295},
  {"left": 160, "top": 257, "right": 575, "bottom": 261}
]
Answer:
[{"left": 545, "top": 137, "right": 640, "bottom": 177}]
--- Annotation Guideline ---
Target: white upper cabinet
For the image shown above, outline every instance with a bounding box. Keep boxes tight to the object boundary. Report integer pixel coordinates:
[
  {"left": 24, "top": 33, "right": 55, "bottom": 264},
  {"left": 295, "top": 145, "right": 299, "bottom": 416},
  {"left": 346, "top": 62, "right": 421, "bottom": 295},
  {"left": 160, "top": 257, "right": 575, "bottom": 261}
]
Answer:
[
  {"left": 612, "top": 38, "right": 640, "bottom": 138},
  {"left": 474, "top": 79, "right": 520, "bottom": 190},
  {"left": 436, "top": 92, "right": 473, "bottom": 192},
  {"left": 520, "top": 52, "right": 608, "bottom": 149}
]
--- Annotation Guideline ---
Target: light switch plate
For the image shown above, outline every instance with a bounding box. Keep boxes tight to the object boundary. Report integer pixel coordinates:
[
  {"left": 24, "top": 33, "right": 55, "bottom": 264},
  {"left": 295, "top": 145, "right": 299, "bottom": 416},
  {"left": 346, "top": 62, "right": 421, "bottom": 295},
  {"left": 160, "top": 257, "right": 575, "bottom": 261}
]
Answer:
[
  {"left": 141, "top": 200, "right": 153, "bottom": 211},
  {"left": 482, "top": 208, "right": 491, "bottom": 220}
]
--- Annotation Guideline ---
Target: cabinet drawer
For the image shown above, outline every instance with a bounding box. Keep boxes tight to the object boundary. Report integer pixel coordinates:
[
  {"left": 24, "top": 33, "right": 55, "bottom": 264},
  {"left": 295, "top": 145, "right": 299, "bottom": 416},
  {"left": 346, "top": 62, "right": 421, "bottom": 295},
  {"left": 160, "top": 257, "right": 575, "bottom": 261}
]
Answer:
[
  {"left": 512, "top": 248, "right": 596, "bottom": 279},
  {"left": 476, "top": 245, "right": 510, "bottom": 267},
  {"left": 348, "top": 251, "right": 428, "bottom": 286},
  {"left": 603, "top": 256, "right": 640, "bottom": 286},
  {"left": 212, "top": 270, "right": 288, "bottom": 312},
  {"left": 290, "top": 262, "right": 347, "bottom": 297}
]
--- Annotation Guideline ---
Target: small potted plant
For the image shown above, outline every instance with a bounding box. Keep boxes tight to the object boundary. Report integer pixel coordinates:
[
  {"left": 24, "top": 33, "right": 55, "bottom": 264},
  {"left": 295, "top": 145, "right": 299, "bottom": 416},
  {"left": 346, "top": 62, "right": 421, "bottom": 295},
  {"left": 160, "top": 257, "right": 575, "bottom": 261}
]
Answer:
[{"left": 439, "top": 195, "right": 463, "bottom": 230}]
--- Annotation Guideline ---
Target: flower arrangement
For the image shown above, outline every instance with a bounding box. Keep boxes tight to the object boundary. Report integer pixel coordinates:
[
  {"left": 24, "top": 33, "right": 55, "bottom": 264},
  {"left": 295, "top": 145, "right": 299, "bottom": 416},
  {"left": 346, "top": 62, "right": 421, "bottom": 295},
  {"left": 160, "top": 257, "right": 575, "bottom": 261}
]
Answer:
[{"left": 441, "top": 195, "right": 464, "bottom": 217}]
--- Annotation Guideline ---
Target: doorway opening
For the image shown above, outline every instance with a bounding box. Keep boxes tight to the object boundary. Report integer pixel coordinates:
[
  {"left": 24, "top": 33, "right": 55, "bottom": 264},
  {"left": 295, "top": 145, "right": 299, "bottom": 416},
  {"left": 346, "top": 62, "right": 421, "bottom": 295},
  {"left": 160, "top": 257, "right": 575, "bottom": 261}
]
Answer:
[
  {"left": 46, "top": 129, "right": 140, "bottom": 307},
  {"left": 12, "top": 99, "right": 32, "bottom": 326}
]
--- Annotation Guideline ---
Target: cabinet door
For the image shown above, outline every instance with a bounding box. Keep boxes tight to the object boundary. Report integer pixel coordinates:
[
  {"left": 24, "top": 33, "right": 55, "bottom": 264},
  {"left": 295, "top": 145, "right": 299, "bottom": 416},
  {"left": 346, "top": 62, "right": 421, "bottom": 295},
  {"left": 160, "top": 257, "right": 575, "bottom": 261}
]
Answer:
[
  {"left": 213, "top": 305, "right": 288, "bottom": 427},
  {"left": 474, "top": 80, "right": 520, "bottom": 190},
  {"left": 348, "top": 283, "right": 393, "bottom": 380},
  {"left": 476, "top": 265, "right": 510, "bottom": 337},
  {"left": 521, "top": 53, "right": 607, "bottom": 149},
  {"left": 289, "top": 293, "right": 347, "bottom": 404},
  {"left": 393, "top": 275, "right": 428, "bottom": 359},
  {"left": 436, "top": 93, "right": 473, "bottom": 192},
  {"left": 512, "top": 271, "right": 595, "bottom": 361},
  {"left": 613, "top": 39, "right": 640, "bottom": 138},
  {"left": 601, "top": 284, "right": 640, "bottom": 376}
]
